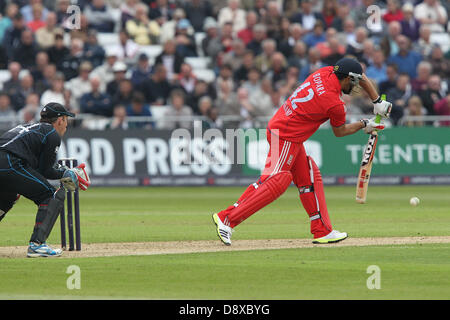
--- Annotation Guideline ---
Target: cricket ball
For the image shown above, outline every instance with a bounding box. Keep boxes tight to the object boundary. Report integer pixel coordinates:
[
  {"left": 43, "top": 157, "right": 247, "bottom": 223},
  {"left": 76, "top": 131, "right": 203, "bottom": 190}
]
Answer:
[{"left": 409, "top": 197, "right": 420, "bottom": 207}]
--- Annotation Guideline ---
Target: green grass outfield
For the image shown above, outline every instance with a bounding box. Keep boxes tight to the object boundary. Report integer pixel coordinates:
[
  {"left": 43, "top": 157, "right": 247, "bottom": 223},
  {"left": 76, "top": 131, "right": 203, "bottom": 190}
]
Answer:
[{"left": 0, "top": 185, "right": 449, "bottom": 300}]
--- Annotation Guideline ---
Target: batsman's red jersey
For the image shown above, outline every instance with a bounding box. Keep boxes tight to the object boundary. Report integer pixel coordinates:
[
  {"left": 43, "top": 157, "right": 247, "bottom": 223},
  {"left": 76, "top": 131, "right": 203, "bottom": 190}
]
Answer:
[{"left": 268, "top": 66, "right": 346, "bottom": 143}]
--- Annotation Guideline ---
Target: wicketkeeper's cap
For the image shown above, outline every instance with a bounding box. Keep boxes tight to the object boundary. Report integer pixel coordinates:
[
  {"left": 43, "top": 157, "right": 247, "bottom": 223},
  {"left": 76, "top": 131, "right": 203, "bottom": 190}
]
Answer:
[
  {"left": 333, "top": 58, "right": 363, "bottom": 77},
  {"left": 40, "top": 102, "right": 75, "bottom": 119}
]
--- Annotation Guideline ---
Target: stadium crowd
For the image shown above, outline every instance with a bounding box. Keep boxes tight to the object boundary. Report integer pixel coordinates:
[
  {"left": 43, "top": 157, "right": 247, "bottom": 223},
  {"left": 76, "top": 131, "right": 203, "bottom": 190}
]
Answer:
[{"left": 0, "top": 0, "right": 448, "bottom": 130}]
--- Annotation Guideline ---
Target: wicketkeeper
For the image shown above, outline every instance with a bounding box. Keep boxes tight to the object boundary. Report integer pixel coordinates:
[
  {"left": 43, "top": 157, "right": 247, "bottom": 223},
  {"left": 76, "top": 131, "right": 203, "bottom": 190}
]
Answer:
[
  {"left": 213, "top": 58, "right": 392, "bottom": 245},
  {"left": 0, "top": 103, "right": 90, "bottom": 257}
]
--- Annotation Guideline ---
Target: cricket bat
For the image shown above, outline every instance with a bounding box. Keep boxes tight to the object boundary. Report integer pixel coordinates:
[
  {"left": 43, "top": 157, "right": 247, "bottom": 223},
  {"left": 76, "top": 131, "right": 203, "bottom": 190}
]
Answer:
[{"left": 356, "top": 95, "right": 385, "bottom": 204}]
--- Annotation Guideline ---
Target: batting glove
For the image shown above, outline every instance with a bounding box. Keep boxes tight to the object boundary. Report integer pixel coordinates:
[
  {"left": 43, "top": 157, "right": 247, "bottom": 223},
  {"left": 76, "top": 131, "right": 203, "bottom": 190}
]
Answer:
[
  {"left": 361, "top": 117, "right": 385, "bottom": 134},
  {"left": 373, "top": 96, "right": 392, "bottom": 118}
]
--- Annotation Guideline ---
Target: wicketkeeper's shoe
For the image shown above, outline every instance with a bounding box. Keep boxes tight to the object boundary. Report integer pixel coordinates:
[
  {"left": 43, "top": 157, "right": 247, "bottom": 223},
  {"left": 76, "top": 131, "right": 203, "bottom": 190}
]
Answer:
[
  {"left": 27, "top": 242, "right": 63, "bottom": 258},
  {"left": 212, "top": 213, "right": 233, "bottom": 246},
  {"left": 312, "top": 230, "right": 348, "bottom": 244}
]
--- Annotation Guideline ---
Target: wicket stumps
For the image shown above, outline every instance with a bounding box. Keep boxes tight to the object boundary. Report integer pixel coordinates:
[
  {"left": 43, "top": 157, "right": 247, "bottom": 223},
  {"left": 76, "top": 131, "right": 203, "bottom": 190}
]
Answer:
[{"left": 58, "top": 158, "right": 81, "bottom": 251}]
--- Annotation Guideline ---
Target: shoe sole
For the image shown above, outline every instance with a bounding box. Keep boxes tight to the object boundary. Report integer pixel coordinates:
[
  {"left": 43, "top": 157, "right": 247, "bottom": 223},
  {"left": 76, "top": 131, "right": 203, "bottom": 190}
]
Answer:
[
  {"left": 312, "top": 234, "right": 348, "bottom": 244},
  {"left": 212, "top": 214, "right": 231, "bottom": 246},
  {"left": 27, "top": 252, "right": 62, "bottom": 258}
]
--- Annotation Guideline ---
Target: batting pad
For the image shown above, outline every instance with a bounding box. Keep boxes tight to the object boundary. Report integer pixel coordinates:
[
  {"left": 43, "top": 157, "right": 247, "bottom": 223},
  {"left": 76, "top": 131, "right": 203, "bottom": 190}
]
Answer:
[
  {"left": 299, "top": 156, "right": 332, "bottom": 238},
  {"left": 33, "top": 188, "right": 66, "bottom": 243},
  {"left": 227, "top": 171, "right": 293, "bottom": 227}
]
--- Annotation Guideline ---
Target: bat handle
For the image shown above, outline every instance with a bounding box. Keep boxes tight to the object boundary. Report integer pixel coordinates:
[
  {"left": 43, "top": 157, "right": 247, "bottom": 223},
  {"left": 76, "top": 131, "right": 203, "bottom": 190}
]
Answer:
[
  {"left": 375, "top": 114, "right": 381, "bottom": 124},
  {"left": 375, "top": 94, "right": 386, "bottom": 124}
]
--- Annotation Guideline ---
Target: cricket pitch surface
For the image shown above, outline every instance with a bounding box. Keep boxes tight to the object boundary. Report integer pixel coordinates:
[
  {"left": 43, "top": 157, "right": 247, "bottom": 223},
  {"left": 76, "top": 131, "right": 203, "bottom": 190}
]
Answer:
[{"left": 1, "top": 236, "right": 449, "bottom": 259}]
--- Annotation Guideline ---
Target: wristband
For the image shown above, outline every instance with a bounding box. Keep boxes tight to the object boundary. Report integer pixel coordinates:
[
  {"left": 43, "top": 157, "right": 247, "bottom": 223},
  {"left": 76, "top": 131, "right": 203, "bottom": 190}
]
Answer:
[
  {"left": 372, "top": 96, "right": 381, "bottom": 104},
  {"left": 360, "top": 119, "right": 368, "bottom": 128}
]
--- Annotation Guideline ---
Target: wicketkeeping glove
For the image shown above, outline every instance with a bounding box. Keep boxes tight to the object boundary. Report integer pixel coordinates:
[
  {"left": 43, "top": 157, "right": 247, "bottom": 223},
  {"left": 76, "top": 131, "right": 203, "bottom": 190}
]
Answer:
[
  {"left": 61, "top": 169, "right": 78, "bottom": 191},
  {"left": 60, "top": 163, "right": 91, "bottom": 191},
  {"left": 73, "top": 163, "right": 90, "bottom": 190},
  {"left": 373, "top": 96, "right": 392, "bottom": 118},
  {"left": 361, "top": 117, "right": 385, "bottom": 134}
]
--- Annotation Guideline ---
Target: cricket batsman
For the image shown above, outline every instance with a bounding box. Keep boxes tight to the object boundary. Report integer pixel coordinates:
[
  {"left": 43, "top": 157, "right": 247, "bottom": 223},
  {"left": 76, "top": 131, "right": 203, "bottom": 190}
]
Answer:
[
  {"left": 0, "top": 103, "right": 90, "bottom": 257},
  {"left": 213, "top": 58, "right": 392, "bottom": 245}
]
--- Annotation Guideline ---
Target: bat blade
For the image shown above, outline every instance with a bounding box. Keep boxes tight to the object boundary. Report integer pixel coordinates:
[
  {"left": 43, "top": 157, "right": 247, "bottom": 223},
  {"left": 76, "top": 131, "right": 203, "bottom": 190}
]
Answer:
[{"left": 356, "top": 131, "right": 379, "bottom": 204}]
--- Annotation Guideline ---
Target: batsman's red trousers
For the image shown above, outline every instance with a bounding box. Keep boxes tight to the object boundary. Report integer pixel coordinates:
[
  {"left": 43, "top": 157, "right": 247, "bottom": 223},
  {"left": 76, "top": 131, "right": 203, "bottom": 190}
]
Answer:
[{"left": 218, "top": 130, "right": 333, "bottom": 238}]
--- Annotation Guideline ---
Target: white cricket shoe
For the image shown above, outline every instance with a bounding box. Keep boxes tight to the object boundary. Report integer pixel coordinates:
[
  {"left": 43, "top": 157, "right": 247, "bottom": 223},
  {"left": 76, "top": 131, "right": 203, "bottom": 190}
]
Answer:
[
  {"left": 212, "top": 213, "right": 233, "bottom": 246},
  {"left": 27, "top": 242, "right": 63, "bottom": 257},
  {"left": 312, "top": 230, "right": 348, "bottom": 244}
]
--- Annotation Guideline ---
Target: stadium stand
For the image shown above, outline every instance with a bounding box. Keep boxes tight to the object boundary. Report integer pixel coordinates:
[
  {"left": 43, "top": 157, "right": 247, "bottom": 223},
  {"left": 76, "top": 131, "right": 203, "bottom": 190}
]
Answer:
[
  {"left": 0, "top": 0, "right": 448, "bottom": 130},
  {"left": 0, "top": 70, "right": 10, "bottom": 90},
  {"left": 135, "top": 45, "right": 163, "bottom": 67}
]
